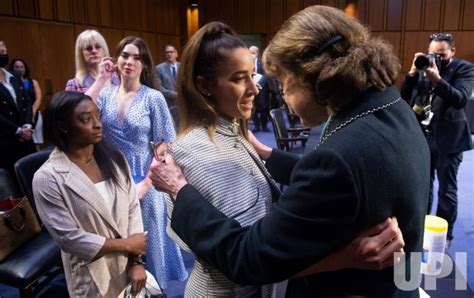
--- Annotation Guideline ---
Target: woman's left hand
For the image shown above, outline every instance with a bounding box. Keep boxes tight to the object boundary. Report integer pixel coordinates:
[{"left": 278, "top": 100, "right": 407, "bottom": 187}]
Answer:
[
  {"left": 293, "top": 217, "right": 404, "bottom": 278},
  {"left": 127, "top": 264, "right": 147, "bottom": 296},
  {"left": 149, "top": 155, "right": 188, "bottom": 200}
]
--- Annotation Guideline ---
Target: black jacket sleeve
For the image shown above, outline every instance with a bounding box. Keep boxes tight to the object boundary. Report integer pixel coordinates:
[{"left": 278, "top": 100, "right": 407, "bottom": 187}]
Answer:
[
  {"left": 265, "top": 149, "right": 300, "bottom": 185},
  {"left": 433, "top": 60, "right": 474, "bottom": 109},
  {"left": 171, "top": 148, "right": 360, "bottom": 285}
]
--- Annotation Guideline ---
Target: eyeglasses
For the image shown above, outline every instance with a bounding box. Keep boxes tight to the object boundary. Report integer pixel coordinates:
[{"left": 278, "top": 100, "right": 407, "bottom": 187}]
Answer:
[
  {"left": 84, "top": 44, "right": 102, "bottom": 52},
  {"left": 429, "top": 33, "right": 453, "bottom": 42}
]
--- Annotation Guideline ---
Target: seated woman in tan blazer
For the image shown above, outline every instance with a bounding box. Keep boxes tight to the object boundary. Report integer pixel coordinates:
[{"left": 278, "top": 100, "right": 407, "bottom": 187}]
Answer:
[{"left": 33, "top": 91, "right": 147, "bottom": 297}]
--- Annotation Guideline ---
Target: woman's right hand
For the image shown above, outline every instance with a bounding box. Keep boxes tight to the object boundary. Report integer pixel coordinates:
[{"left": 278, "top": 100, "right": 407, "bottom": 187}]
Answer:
[
  {"left": 149, "top": 154, "right": 188, "bottom": 200},
  {"left": 125, "top": 232, "right": 147, "bottom": 255},
  {"left": 248, "top": 130, "right": 272, "bottom": 160},
  {"left": 98, "top": 57, "right": 115, "bottom": 80}
]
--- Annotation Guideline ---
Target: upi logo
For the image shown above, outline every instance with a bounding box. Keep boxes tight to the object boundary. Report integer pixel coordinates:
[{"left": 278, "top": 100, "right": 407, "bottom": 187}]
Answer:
[{"left": 393, "top": 252, "right": 468, "bottom": 291}]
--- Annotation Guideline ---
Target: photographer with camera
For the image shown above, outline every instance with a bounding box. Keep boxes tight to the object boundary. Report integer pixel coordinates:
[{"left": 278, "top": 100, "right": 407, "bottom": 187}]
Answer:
[{"left": 401, "top": 32, "right": 474, "bottom": 246}]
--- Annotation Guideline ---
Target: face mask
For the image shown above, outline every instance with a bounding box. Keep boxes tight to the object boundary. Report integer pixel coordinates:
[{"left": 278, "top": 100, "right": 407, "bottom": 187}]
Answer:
[
  {"left": 440, "top": 59, "right": 450, "bottom": 70},
  {"left": 0, "top": 54, "right": 9, "bottom": 68},
  {"left": 14, "top": 68, "right": 25, "bottom": 76}
]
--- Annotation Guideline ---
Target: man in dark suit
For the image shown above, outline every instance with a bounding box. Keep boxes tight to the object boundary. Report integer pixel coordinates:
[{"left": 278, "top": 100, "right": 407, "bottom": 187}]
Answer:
[
  {"left": 155, "top": 45, "right": 180, "bottom": 107},
  {"left": 250, "top": 45, "right": 270, "bottom": 132},
  {"left": 401, "top": 32, "right": 474, "bottom": 244},
  {"left": 0, "top": 39, "right": 35, "bottom": 176}
]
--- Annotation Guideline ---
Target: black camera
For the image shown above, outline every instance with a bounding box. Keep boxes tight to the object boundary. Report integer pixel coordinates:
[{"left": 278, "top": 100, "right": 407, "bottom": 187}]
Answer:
[{"left": 415, "top": 53, "right": 441, "bottom": 70}]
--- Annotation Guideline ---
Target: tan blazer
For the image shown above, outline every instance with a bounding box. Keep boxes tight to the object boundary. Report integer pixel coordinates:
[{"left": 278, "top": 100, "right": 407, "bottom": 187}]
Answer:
[{"left": 33, "top": 148, "right": 143, "bottom": 298}]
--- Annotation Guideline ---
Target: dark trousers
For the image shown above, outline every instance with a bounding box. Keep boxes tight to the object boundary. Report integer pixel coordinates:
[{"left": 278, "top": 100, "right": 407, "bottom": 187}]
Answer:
[
  {"left": 427, "top": 136, "right": 463, "bottom": 240},
  {"left": 252, "top": 109, "right": 269, "bottom": 131}
]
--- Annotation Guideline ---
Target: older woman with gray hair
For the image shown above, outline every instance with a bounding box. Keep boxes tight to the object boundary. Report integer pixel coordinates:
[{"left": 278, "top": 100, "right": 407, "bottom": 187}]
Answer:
[{"left": 150, "top": 5, "right": 430, "bottom": 297}]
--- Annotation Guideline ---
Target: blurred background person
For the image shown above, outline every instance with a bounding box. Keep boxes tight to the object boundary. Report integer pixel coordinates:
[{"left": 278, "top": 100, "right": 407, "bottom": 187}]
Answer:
[
  {"left": 8, "top": 58, "right": 44, "bottom": 149},
  {"left": 249, "top": 45, "right": 270, "bottom": 132},
  {"left": 97, "top": 36, "right": 187, "bottom": 290},
  {"left": 155, "top": 44, "right": 179, "bottom": 107},
  {"left": 0, "top": 39, "right": 35, "bottom": 176},
  {"left": 33, "top": 91, "right": 147, "bottom": 297},
  {"left": 65, "top": 29, "right": 119, "bottom": 98}
]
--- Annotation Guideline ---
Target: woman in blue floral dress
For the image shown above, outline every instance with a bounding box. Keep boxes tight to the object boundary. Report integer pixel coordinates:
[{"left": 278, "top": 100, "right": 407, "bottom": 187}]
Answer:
[{"left": 96, "top": 36, "right": 187, "bottom": 289}]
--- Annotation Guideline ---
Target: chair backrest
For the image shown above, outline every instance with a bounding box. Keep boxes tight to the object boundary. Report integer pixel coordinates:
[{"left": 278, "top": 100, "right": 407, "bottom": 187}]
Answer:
[
  {"left": 269, "top": 108, "right": 290, "bottom": 150},
  {"left": 0, "top": 168, "right": 21, "bottom": 199},
  {"left": 14, "top": 148, "right": 53, "bottom": 214}
]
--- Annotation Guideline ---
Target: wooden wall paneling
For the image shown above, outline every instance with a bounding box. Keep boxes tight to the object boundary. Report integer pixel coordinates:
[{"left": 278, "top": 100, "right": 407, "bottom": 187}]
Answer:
[
  {"left": 72, "top": 0, "right": 86, "bottom": 24},
  {"left": 17, "top": 0, "right": 37, "bottom": 18},
  {"left": 143, "top": 32, "right": 158, "bottom": 65},
  {"left": 0, "top": 0, "right": 15, "bottom": 16},
  {"left": 303, "top": 0, "right": 319, "bottom": 8},
  {"left": 374, "top": 31, "right": 402, "bottom": 59},
  {"left": 38, "top": 0, "right": 54, "bottom": 20},
  {"left": 109, "top": 0, "right": 123, "bottom": 29},
  {"left": 162, "top": 0, "right": 172, "bottom": 34},
  {"left": 423, "top": 0, "right": 441, "bottom": 31},
  {"left": 268, "top": 0, "right": 285, "bottom": 34},
  {"left": 101, "top": 27, "right": 124, "bottom": 54},
  {"left": 145, "top": 0, "right": 157, "bottom": 32},
  {"left": 56, "top": 0, "right": 72, "bottom": 22},
  {"left": 367, "top": 0, "right": 385, "bottom": 31},
  {"left": 201, "top": 0, "right": 220, "bottom": 23},
  {"left": 73, "top": 24, "right": 99, "bottom": 38},
  {"left": 100, "top": 0, "right": 123, "bottom": 28},
  {"left": 155, "top": 34, "right": 168, "bottom": 65},
  {"left": 462, "top": 0, "right": 474, "bottom": 30},
  {"left": 86, "top": 0, "right": 99, "bottom": 25},
  {"left": 386, "top": 0, "right": 402, "bottom": 31},
  {"left": 357, "top": 0, "right": 368, "bottom": 24},
  {"left": 124, "top": 30, "right": 143, "bottom": 39},
  {"left": 219, "top": 0, "right": 237, "bottom": 30},
  {"left": 171, "top": 0, "right": 183, "bottom": 36},
  {"left": 404, "top": 0, "right": 422, "bottom": 30},
  {"left": 443, "top": 0, "right": 461, "bottom": 30},
  {"left": 237, "top": 0, "right": 251, "bottom": 33},
  {"left": 320, "top": 0, "right": 338, "bottom": 7},
  {"left": 252, "top": 0, "right": 267, "bottom": 33},
  {"left": 401, "top": 31, "right": 428, "bottom": 71},
  {"left": 38, "top": 23, "right": 75, "bottom": 97},
  {"left": 155, "top": 0, "right": 165, "bottom": 33},
  {"left": 285, "top": 0, "right": 301, "bottom": 19},
  {"left": 122, "top": 0, "right": 142, "bottom": 31},
  {"left": 100, "top": 0, "right": 111, "bottom": 26},
  {"left": 0, "top": 19, "right": 44, "bottom": 92},
  {"left": 453, "top": 31, "right": 474, "bottom": 62},
  {"left": 168, "top": 35, "right": 181, "bottom": 53}
]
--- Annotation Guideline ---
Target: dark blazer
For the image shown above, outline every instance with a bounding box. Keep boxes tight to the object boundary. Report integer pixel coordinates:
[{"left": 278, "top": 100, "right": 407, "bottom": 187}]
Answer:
[
  {"left": 171, "top": 86, "right": 430, "bottom": 297},
  {"left": 0, "top": 70, "right": 34, "bottom": 173},
  {"left": 0, "top": 71, "right": 32, "bottom": 138},
  {"left": 155, "top": 61, "right": 179, "bottom": 107},
  {"left": 255, "top": 58, "right": 264, "bottom": 75},
  {"left": 400, "top": 58, "right": 474, "bottom": 154}
]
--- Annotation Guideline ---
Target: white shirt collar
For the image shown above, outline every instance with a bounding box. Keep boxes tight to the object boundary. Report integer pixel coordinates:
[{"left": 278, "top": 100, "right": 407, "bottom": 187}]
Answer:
[{"left": 1, "top": 68, "right": 14, "bottom": 83}]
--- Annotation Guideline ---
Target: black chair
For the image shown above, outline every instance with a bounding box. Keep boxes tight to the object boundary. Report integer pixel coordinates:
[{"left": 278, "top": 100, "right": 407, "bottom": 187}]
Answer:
[
  {"left": 269, "top": 108, "right": 310, "bottom": 153},
  {"left": 0, "top": 149, "right": 62, "bottom": 297}
]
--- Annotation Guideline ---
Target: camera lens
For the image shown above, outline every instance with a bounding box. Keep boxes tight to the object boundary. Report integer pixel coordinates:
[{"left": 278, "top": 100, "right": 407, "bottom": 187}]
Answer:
[{"left": 415, "top": 55, "right": 431, "bottom": 70}]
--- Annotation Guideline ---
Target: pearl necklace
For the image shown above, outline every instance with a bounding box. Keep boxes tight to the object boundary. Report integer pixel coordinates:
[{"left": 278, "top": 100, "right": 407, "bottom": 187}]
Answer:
[{"left": 318, "top": 97, "right": 402, "bottom": 147}]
